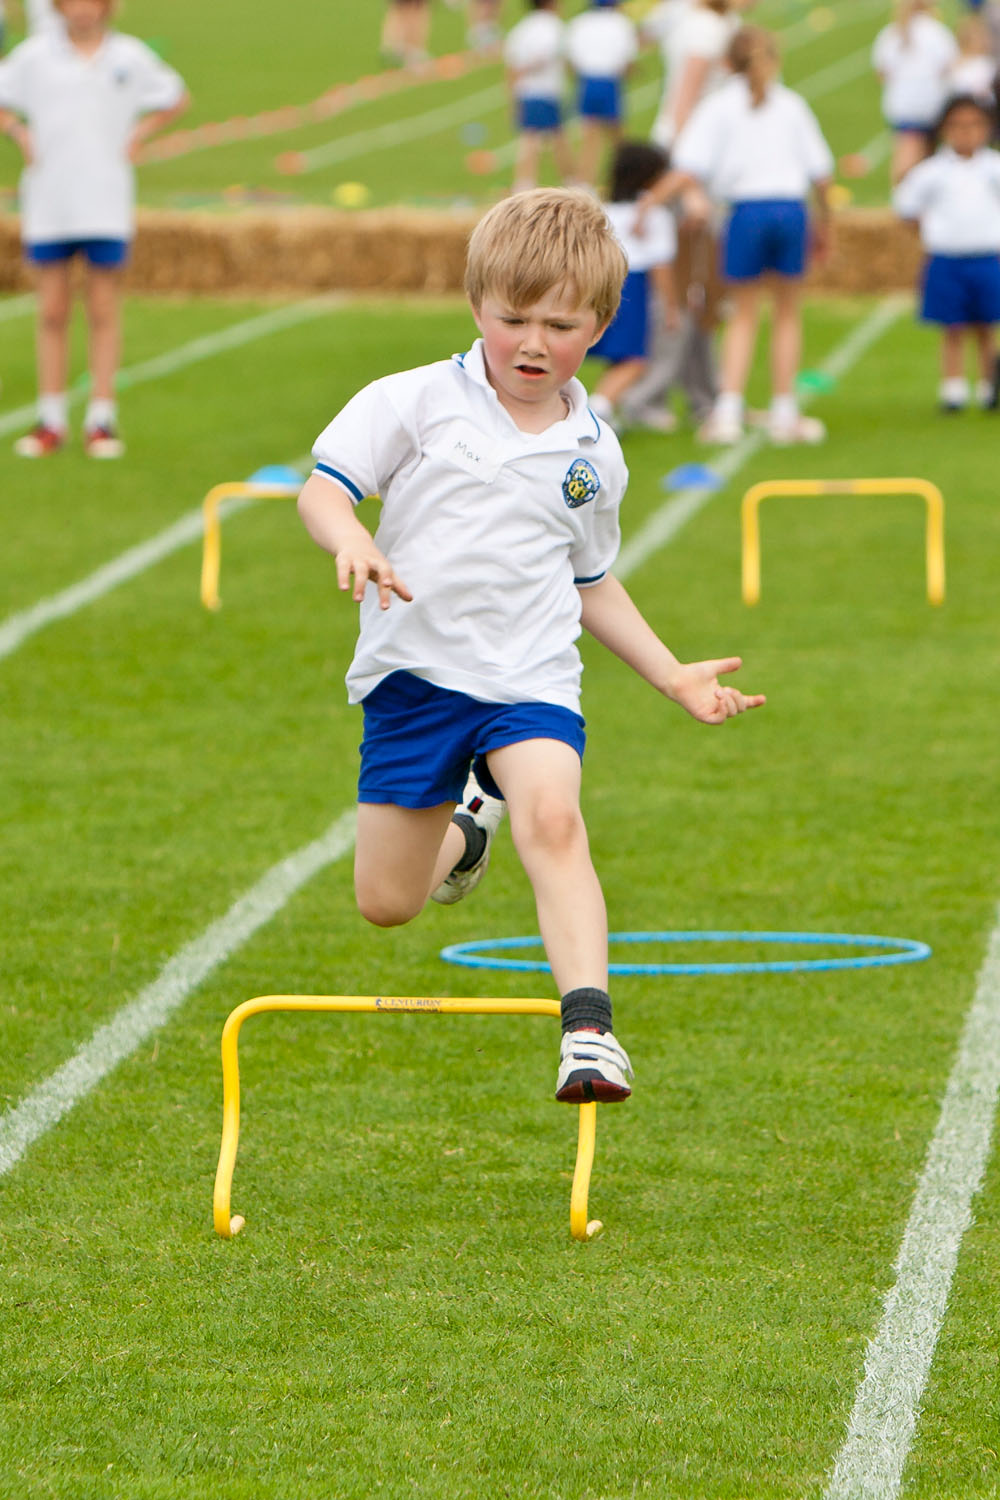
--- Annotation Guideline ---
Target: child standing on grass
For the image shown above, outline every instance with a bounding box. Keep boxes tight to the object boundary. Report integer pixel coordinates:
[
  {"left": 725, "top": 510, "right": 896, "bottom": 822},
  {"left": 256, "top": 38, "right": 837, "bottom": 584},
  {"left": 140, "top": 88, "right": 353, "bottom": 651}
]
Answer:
[
  {"left": 664, "top": 25, "right": 833, "bottom": 446},
  {"left": 872, "top": 0, "right": 959, "bottom": 186},
  {"left": 565, "top": 0, "right": 638, "bottom": 188},
  {"left": 588, "top": 140, "right": 679, "bottom": 432},
  {"left": 894, "top": 93, "right": 1000, "bottom": 412},
  {"left": 297, "top": 188, "right": 764, "bottom": 1106},
  {"left": 503, "top": 0, "right": 572, "bottom": 194},
  {"left": 0, "top": 0, "right": 187, "bottom": 457}
]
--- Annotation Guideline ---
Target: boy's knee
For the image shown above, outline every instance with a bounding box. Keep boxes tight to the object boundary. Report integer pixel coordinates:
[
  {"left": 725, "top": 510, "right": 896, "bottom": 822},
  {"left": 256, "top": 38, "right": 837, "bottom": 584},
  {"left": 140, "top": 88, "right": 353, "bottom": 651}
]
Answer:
[
  {"left": 515, "top": 798, "right": 584, "bottom": 856},
  {"left": 355, "top": 878, "right": 422, "bottom": 929}
]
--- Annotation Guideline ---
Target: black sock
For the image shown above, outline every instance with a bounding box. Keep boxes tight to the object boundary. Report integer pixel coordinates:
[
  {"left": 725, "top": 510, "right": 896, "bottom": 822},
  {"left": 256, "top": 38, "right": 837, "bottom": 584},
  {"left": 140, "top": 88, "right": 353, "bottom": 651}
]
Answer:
[
  {"left": 451, "top": 813, "right": 487, "bottom": 872},
  {"left": 561, "top": 986, "right": 612, "bottom": 1036}
]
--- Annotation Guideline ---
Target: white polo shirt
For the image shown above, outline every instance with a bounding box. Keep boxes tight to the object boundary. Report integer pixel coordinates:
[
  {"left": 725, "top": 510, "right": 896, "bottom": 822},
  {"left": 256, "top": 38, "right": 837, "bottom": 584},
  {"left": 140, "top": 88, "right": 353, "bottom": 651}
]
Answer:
[
  {"left": 0, "top": 28, "right": 185, "bottom": 243},
  {"left": 872, "top": 16, "right": 958, "bottom": 127},
  {"left": 673, "top": 75, "right": 834, "bottom": 203},
  {"left": 606, "top": 200, "right": 676, "bottom": 271},
  {"left": 652, "top": 4, "right": 738, "bottom": 147},
  {"left": 565, "top": 8, "right": 637, "bottom": 81},
  {"left": 504, "top": 10, "right": 565, "bottom": 102},
  {"left": 311, "top": 339, "right": 628, "bottom": 712},
  {"left": 894, "top": 146, "right": 1000, "bottom": 255}
]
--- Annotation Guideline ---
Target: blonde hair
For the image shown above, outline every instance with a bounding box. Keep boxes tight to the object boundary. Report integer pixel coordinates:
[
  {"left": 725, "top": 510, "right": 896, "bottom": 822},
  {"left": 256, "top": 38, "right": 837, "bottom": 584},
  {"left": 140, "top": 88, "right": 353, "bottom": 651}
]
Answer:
[
  {"left": 464, "top": 188, "right": 627, "bottom": 328},
  {"left": 727, "top": 26, "right": 779, "bottom": 108}
]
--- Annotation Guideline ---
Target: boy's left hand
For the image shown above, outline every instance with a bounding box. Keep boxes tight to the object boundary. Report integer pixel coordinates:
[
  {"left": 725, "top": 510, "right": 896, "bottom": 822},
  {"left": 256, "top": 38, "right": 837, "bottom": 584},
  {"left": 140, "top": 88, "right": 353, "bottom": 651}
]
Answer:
[{"left": 668, "top": 657, "right": 765, "bottom": 723}]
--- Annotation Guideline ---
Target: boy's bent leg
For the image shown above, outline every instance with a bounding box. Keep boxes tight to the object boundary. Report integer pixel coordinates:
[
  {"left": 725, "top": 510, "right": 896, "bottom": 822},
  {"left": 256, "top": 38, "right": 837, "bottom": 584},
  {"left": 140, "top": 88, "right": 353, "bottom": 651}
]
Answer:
[{"left": 355, "top": 801, "right": 461, "bottom": 927}]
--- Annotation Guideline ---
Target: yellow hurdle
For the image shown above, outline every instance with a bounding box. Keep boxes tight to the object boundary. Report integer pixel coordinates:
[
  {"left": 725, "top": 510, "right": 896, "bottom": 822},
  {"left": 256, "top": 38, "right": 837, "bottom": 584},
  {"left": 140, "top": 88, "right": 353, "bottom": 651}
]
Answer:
[
  {"left": 741, "top": 477, "right": 945, "bottom": 607},
  {"left": 200, "top": 480, "right": 302, "bottom": 611},
  {"left": 213, "top": 994, "right": 606, "bottom": 1243}
]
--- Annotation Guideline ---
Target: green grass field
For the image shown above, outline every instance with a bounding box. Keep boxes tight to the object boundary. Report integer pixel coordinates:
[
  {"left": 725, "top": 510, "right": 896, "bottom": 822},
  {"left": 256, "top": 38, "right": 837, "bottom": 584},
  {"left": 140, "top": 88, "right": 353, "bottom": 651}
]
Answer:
[
  {"left": 0, "top": 0, "right": 966, "bottom": 213},
  {"left": 2, "top": 282, "right": 1000, "bottom": 1499},
  {"left": 2, "top": 0, "right": 999, "bottom": 1495}
]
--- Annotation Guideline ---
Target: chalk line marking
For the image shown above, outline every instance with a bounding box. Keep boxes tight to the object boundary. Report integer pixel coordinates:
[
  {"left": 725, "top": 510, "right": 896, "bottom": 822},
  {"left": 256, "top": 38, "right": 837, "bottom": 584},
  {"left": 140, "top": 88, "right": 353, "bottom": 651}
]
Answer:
[
  {"left": 0, "top": 810, "right": 357, "bottom": 1179},
  {"left": 615, "top": 295, "right": 908, "bottom": 581},
  {"left": 0, "top": 296, "right": 343, "bottom": 441},
  {"left": 295, "top": 80, "right": 506, "bottom": 172},
  {"left": 0, "top": 449, "right": 312, "bottom": 663},
  {"left": 824, "top": 906, "right": 1000, "bottom": 1500},
  {"left": 0, "top": 293, "right": 34, "bottom": 323}
]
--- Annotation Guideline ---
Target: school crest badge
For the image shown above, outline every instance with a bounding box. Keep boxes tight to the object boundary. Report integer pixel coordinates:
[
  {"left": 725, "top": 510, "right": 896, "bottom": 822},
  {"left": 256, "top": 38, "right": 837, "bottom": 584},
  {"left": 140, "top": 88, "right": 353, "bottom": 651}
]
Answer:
[{"left": 562, "top": 458, "right": 600, "bottom": 509}]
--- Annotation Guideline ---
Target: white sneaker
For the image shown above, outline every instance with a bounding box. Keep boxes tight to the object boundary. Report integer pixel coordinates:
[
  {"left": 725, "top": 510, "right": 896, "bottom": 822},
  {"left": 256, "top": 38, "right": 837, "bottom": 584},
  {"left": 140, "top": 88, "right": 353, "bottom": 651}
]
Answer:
[
  {"left": 431, "top": 769, "right": 505, "bottom": 905},
  {"left": 555, "top": 1029, "right": 633, "bottom": 1103},
  {"left": 697, "top": 412, "right": 743, "bottom": 445},
  {"left": 768, "top": 413, "right": 826, "bottom": 445}
]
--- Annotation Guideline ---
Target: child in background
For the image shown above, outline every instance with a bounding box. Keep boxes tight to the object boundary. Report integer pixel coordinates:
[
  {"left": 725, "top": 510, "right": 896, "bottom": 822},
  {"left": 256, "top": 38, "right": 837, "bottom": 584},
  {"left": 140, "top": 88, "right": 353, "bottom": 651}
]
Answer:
[
  {"left": 873, "top": 0, "right": 959, "bottom": 185},
  {"left": 948, "top": 13, "right": 997, "bottom": 100},
  {"left": 589, "top": 140, "right": 679, "bottom": 431},
  {"left": 894, "top": 93, "right": 1000, "bottom": 411},
  {"left": 296, "top": 188, "right": 764, "bottom": 1107},
  {"left": 565, "top": 0, "right": 638, "bottom": 187},
  {"left": 380, "top": 0, "right": 430, "bottom": 70},
  {"left": 503, "top": 0, "right": 572, "bottom": 193},
  {"left": 0, "top": 0, "right": 187, "bottom": 457},
  {"left": 669, "top": 26, "right": 833, "bottom": 445}
]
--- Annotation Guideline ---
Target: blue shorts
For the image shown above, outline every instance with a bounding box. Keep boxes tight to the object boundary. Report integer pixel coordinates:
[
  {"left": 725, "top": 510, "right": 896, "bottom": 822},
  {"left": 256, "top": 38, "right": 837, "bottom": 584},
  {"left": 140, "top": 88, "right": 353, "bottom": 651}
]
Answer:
[
  {"left": 358, "top": 670, "right": 586, "bottom": 808},
  {"left": 25, "top": 238, "right": 130, "bottom": 268},
  {"left": 887, "top": 120, "right": 934, "bottom": 135},
  {"left": 723, "top": 199, "right": 808, "bottom": 281},
  {"left": 578, "top": 76, "right": 622, "bottom": 122},
  {"left": 921, "top": 253, "right": 1000, "bottom": 325},
  {"left": 517, "top": 96, "right": 562, "bottom": 132},
  {"left": 590, "top": 269, "right": 649, "bottom": 363}
]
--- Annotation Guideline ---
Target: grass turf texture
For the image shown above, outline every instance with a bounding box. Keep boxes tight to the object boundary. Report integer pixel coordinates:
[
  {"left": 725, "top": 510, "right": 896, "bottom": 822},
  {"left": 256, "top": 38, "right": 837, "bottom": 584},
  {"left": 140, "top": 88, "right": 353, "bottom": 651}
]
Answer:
[
  {"left": 2, "top": 290, "right": 1000, "bottom": 1498},
  {"left": 0, "top": 0, "right": 965, "bottom": 214}
]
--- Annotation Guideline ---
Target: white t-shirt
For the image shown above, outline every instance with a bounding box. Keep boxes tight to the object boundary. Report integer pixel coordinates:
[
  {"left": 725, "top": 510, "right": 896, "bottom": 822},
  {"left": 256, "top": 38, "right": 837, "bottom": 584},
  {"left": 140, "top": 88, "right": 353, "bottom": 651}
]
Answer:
[
  {"left": 0, "top": 28, "right": 185, "bottom": 242},
  {"left": 872, "top": 16, "right": 959, "bottom": 127},
  {"left": 673, "top": 75, "right": 834, "bottom": 203},
  {"left": 652, "top": 4, "right": 737, "bottom": 147},
  {"left": 605, "top": 200, "right": 676, "bottom": 271},
  {"left": 894, "top": 146, "right": 1000, "bottom": 254},
  {"left": 948, "top": 54, "right": 996, "bottom": 101},
  {"left": 565, "top": 8, "right": 637, "bottom": 81},
  {"left": 311, "top": 339, "right": 628, "bottom": 712},
  {"left": 504, "top": 10, "right": 565, "bottom": 101},
  {"left": 26, "top": 0, "right": 57, "bottom": 33}
]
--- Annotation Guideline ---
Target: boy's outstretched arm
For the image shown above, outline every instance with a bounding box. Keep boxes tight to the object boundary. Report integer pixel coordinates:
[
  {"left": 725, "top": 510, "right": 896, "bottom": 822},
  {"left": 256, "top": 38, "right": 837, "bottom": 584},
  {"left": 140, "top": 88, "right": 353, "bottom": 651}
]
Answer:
[
  {"left": 578, "top": 573, "right": 765, "bottom": 723},
  {"left": 297, "top": 474, "right": 412, "bottom": 610}
]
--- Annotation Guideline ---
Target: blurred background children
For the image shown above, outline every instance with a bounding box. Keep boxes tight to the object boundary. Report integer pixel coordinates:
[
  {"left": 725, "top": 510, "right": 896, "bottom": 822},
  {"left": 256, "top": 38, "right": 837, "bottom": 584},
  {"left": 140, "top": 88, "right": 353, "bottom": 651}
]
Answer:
[
  {"left": 589, "top": 140, "right": 679, "bottom": 431},
  {"left": 565, "top": 0, "right": 637, "bottom": 187},
  {"left": 948, "top": 12, "right": 997, "bottom": 99},
  {"left": 650, "top": 0, "right": 751, "bottom": 149},
  {"left": 894, "top": 93, "right": 1000, "bottom": 411},
  {"left": 380, "top": 0, "right": 431, "bottom": 69},
  {"left": 873, "top": 0, "right": 959, "bottom": 185},
  {"left": 671, "top": 26, "right": 833, "bottom": 445},
  {"left": 0, "top": 0, "right": 188, "bottom": 457},
  {"left": 504, "top": 0, "right": 571, "bottom": 193}
]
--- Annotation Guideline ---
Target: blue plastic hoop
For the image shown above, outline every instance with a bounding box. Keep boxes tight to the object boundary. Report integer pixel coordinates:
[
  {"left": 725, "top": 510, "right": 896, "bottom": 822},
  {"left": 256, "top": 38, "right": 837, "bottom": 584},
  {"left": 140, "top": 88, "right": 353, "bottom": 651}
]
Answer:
[{"left": 439, "top": 930, "right": 932, "bottom": 977}]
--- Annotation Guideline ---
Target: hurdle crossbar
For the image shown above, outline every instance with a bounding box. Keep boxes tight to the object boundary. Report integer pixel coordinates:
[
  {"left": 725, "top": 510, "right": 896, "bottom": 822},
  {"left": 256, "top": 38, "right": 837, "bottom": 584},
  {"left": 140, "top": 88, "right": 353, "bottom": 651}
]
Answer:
[
  {"left": 214, "top": 994, "right": 606, "bottom": 1243},
  {"left": 200, "top": 480, "right": 302, "bottom": 611},
  {"left": 741, "top": 477, "right": 945, "bottom": 607}
]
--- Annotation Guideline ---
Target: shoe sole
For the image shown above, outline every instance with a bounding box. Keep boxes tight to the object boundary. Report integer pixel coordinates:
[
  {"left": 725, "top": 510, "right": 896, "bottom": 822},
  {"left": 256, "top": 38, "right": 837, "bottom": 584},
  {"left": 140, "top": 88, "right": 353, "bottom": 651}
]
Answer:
[{"left": 555, "top": 1073, "right": 631, "bottom": 1103}]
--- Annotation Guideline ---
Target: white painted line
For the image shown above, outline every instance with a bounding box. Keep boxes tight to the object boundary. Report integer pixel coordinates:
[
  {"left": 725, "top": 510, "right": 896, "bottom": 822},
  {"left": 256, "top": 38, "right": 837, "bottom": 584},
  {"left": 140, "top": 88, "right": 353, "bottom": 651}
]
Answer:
[
  {"left": 0, "top": 296, "right": 343, "bottom": 440},
  {"left": 824, "top": 907, "right": 1000, "bottom": 1500},
  {"left": 297, "top": 80, "right": 506, "bottom": 172},
  {"left": 0, "top": 292, "right": 33, "bottom": 323},
  {"left": 615, "top": 295, "right": 908, "bottom": 582},
  {"left": 0, "top": 451, "right": 313, "bottom": 663},
  {"left": 800, "top": 46, "right": 872, "bottom": 102},
  {"left": 0, "top": 809, "right": 357, "bottom": 1179}
]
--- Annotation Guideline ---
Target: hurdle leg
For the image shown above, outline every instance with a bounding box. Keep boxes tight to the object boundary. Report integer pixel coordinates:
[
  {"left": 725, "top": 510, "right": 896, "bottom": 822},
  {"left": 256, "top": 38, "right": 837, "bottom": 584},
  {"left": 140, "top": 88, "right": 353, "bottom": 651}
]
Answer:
[{"left": 570, "top": 1101, "right": 603, "bottom": 1241}]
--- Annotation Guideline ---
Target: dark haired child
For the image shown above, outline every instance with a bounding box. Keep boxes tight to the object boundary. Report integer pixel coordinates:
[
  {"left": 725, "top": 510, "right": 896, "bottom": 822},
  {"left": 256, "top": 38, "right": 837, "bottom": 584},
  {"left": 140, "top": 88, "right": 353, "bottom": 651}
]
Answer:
[
  {"left": 895, "top": 93, "right": 1000, "bottom": 411},
  {"left": 589, "top": 139, "right": 679, "bottom": 431}
]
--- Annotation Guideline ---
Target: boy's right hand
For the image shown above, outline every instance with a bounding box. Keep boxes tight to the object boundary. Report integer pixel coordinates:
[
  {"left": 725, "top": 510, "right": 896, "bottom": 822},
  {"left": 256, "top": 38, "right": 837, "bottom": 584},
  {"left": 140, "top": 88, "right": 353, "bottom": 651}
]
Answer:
[{"left": 335, "top": 541, "right": 413, "bottom": 610}]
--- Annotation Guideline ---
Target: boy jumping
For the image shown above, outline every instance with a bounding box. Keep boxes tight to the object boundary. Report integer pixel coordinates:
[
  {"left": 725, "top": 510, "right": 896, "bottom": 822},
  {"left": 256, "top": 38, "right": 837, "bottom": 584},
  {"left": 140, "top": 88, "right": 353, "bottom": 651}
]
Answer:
[{"left": 297, "top": 188, "right": 764, "bottom": 1103}]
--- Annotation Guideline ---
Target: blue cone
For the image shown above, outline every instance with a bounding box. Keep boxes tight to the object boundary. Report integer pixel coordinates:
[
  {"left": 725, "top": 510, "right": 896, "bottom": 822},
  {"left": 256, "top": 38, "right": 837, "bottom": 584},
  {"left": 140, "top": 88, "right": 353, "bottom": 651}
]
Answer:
[
  {"left": 247, "top": 464, "right": 305, "bottom": 487},
  {"left": 660, "top": 462, "right": 722, "bottom": 492}
]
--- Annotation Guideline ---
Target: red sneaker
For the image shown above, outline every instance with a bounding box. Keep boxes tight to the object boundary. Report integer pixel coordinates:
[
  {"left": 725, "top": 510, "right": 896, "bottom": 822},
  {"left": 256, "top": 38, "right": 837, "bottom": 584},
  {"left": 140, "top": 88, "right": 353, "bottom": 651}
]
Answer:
[
  {"left": 84, "top": 425, "right": 125, "bottom": 459},
  {"left": 14, "top": 424, "right": 65, "bottom": 457}
]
